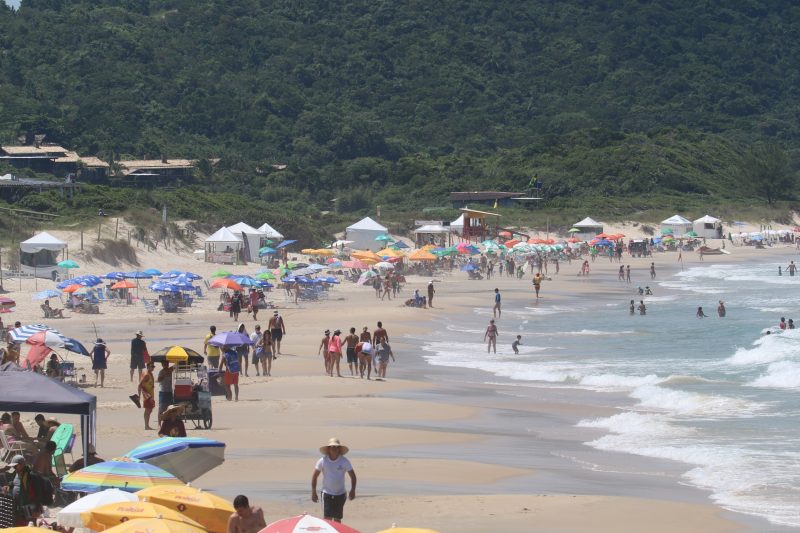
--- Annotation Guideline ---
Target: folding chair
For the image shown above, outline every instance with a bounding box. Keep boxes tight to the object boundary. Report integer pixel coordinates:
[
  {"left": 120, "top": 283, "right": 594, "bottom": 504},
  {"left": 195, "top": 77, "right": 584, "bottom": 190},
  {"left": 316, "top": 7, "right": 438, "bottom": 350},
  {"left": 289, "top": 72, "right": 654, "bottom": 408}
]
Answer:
[{"left": 0, "top": 431, "right": 27, "bottom": 463}]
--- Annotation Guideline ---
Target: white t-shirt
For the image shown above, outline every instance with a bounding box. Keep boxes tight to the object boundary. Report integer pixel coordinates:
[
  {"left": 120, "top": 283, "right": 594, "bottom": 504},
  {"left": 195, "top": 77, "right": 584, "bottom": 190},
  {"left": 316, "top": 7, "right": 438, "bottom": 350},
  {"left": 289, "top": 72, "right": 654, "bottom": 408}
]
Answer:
[
  {"left": 315, "top": 455, "right": 353, "bottom": 495},
  {"left": 251, "top": 332, "right": 261, "bottom": 347},
  {"left": 360, "top": 342, "right": 372, "bottom": 354}
]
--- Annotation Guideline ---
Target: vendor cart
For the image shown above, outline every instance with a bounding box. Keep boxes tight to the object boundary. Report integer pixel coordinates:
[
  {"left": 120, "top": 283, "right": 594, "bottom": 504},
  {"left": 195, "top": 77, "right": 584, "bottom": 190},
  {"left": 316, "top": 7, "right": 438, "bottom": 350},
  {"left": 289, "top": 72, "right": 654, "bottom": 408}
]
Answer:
[{"left": 172, "top": 364, "right": 213, "bottom": 430}]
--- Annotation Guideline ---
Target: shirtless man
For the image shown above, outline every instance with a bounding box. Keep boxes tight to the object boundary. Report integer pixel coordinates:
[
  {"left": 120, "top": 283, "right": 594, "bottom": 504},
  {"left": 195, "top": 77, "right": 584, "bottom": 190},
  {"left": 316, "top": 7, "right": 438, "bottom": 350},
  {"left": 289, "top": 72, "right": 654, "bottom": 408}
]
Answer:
[
  {"left": 268, "top": 311, "right": 286, "bottom": 354},
  {"left": 318, "top": 330, "right": 331, "bottom": 375},
  {"left": 343, "top": 328, "right": 359, "bottom": 376},
  {"left": 227, "top": 494, "right": 266, "bottom": 533}
]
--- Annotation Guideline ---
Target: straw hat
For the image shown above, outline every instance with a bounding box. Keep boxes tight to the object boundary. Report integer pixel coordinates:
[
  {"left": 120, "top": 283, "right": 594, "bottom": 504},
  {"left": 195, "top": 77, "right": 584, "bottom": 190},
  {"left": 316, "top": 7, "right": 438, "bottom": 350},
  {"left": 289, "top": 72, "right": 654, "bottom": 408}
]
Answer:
[
  {"left": 160, "top": 404, "right": 186, "bottom": 420},
  {"left": 319, "top": 437, "right": 349, "bottom": 455}
]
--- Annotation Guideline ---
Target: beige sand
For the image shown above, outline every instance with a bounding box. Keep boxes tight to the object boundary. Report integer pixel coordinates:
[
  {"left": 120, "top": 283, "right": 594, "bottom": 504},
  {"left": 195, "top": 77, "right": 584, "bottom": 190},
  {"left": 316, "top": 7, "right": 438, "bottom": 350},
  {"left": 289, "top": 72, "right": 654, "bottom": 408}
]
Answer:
[{"left": 5, "top": 223, "right": 790, "bottom": 532}]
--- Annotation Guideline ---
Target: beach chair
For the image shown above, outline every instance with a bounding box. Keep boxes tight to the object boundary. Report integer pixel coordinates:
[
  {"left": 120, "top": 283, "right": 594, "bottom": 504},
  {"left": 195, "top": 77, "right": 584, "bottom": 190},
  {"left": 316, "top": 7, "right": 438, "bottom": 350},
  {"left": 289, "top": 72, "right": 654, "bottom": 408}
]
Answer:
[
  {"left": 143, "top": 299, "right": 162, "bottom": 315},
  {"left": 50, "top": 423, "right": 75, "bottom": 465},
  {"left": 59, "top": 361, "right": 77, "bottom": 385},
  {"left": 0, "top": 431, "right": 27, "bottom": 463}
]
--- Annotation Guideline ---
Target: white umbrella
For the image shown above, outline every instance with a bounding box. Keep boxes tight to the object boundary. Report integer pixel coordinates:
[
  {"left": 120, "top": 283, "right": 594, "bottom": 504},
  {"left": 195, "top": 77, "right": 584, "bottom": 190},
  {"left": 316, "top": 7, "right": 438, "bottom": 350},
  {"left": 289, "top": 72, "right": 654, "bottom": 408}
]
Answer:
[
  {"left": 57, "top": 488, "right": 138, "bottom": 528},
  {"left": 374, "top": 262, "right": 395, "bottom": 270}
]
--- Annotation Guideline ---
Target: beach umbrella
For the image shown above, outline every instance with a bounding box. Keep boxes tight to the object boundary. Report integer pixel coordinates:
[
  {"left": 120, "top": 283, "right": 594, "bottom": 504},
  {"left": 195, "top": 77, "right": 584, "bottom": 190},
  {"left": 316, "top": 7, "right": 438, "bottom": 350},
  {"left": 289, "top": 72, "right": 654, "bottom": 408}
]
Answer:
[
  {"left": 255, "top": 272, "right": 276, "bottom": 280},
  {"left": 374, "top": 262, "right": 395, "bottom": 270},
  {"left": 307, "top": 264, "right": 328, "bottom": 271},
  {"left": 228, "top": 276, "right": 260, "bottom": 287},
  {"left": 567, "top": 228, "right": 581, "bottom": 233},
  {"left": 124, "top": 271, "right": 154, "bottom": 279},
  {"left": 377, "top": 247, "right": 402, "bottom": 258},
  {"left": 660, "top": 227, "right": 674, "bottom": 234},
  {"left": 80, "top": 501, "right": 202, "bottom": 531},
  {"left": 374, "top": 234, "right": 394, "bottom": 242},
  {"left": 341, "top": 260, "right": 369, "bottom": 269},
  {"left": 408, "top": 249, "right": 436, "bottom": 261},
  {"left": 183, "top": 272, "right": 203, "bottom": 280},
  {"left": 504, "top": 239, "right": 520, "bottom": 247},
  {"left": 313, "top": 248, "right": 335, "bottom": 256},
  {"left": 57, "top": 488, "right": 139, "bottom": 528},
  {"left": 207, "top": 331, "right": 253, "bottom": 347},
  {"left": 317, "top": 276, "right": 340, "bottom": 284},
  {"left": 258, "top": 246, "right": 277, "bottom": 256},
  {"left": 124, "top": 437, "right": 225, "bottom": 483},
  {"left": 210, "top": 278, "right": 242, "bottom": 291},
  {"left": 159, "top": 270, "right": 183, "bottom": 279},
  {"left": 149, "top": 346, "right": 205, "bottom": 364},
  {"left": 103, "top": 271, "right": 127, "bottom": 280},
  {"left": 460, "top": 263, "right": 478, "bottom": 272},
  {"left": 62, "top": 283, "right": 83, "bottom": 293},
  {"left": 26, "top": 330, "right": 65, "bottom": 349},
  {"left": 301, "top": 248, "right": 316, "bottom": 254},
  {"left": 150, "top": 283, "right": 180, "bottom": 293},
  {"left": 32, "top": 289, "right": 62, "bottom": 300},
  {"left": 275, "top": 239, "right": 297, "bottom": 249},
  {"left": 0, "top": 297, "right": 16, "bottom": 309},
  {"left": 595, "top": 239, "right": 613, "bottom": 246},
  {"left": 211, "top": 269, "right": 232, "bottom": 278},
  {"left": 100, "top": 517, "right": 208, "bottom": 533},
  {"left": 390, "top": 240, "right": 409, "bottom": 249},
  {"left": 61, "top": 457, "right": 184, "bottom": 493},
  {"left": 498, "top": 231, "right": 512, "bottom": 237},
  {"left": 57, "top": 259, "right": 80, "bottom": 269},
  {"left": 111, "top": 280, "right": 137, "bottom": 290},
  {"left": 143, "top": 268, "right": 163, "bottom": 276},
  {"left": 259, "top": 514, "right": 361, "bottom": 533},
  {"left": 137, "top": 485, "right": 234, "bottom": 533},
  {"left": 686, "top": 231, "right": 698, "bottom": 237}
]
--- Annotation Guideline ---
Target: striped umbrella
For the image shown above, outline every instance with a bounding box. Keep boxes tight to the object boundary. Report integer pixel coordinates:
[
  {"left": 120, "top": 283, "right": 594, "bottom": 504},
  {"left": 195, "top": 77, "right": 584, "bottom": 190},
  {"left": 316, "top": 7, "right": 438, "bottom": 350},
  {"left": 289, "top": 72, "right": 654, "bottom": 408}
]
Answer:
[
  {"left": 123, "top": 437, "right": 225, "bottom": 482},
  {"left": 8, "top": 324, "right": 89, "bottom": 356},
  {"left": 260, "top": 514, "right": 361, "bottom": 533},
  {"left": 61, "top": 457, "right": 184, "bottom": 493}
]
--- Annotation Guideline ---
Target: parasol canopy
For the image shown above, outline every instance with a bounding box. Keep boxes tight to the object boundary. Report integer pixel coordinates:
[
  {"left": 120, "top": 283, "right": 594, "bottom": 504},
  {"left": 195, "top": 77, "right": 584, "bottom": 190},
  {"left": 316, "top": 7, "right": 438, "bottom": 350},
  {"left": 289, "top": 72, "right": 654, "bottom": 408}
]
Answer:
[
  {"left": 100, "top": 517, "right": 207, "bottom": 533},
  {"left": 210, "top": 278, "right": 242, "bottom": 291},
  {"left": 57, "top": 488, "right": 139, "bottom": 528},
  {"left": 80, "top": 501, "right": 202, "bottom": 531},
  {"left": 258, "top": 514, "right": 361, "bottom": 533},
  {"left": 124, "top": 437, "right": 225, "bottom": 483},
  {"left": 111, "top": 280, "right": 137, "bottom": 290},
  {"left": 57, "top": 259, "right": 80, "bottom": 269},
  {"left": 61, "top": 457, "right": 184, "bottom": 493},
  {"left": 137, "top": 485, "right": 234, "bottom": 533},
  {"left": 149, "top": 346, "right": 205, "bottom": 364},
  {"left": 207, "top": 331, "right": 253, "bottom": 347}
]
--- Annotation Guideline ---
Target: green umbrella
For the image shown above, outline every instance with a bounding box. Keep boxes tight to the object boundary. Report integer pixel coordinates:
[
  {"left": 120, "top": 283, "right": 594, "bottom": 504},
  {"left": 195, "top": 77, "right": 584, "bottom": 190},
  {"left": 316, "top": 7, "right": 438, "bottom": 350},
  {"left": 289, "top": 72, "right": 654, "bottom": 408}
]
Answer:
[
  {"left": 211, "top": 269, "right": 232, "bottom": 278},
  {"left": 57, "top": 259, "right": 80, "bottom": 269},
  {"left": 567, "top": 228, "right": 581, "bottom": 233},
  {"left": 661, "top": 228, "right": 674, "bottom": 234},
  {"left": 255, "top": 272, "right": 276, "bottom": 280},
  {"left": 686, "top": 231, "right": 698, "bottom": 237},
  {"left": 375, "top": 234, "right": 395, "bottom": 242}
]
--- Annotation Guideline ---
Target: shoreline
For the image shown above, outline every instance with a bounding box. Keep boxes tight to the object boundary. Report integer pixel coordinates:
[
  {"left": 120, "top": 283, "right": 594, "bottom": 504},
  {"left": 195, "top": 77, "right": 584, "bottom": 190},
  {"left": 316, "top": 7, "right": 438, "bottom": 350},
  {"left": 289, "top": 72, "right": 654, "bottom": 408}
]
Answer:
[{"left": 4, "top": 239, "right": 797, "bottom": 531}]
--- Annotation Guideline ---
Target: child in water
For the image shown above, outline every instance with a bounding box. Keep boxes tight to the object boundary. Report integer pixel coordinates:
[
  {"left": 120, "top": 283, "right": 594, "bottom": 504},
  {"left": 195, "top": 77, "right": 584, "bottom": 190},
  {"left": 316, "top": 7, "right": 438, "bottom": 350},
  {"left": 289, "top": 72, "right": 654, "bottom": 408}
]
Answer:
[{"left": 512, "top": 335, "right": 522, "bottom": 354}]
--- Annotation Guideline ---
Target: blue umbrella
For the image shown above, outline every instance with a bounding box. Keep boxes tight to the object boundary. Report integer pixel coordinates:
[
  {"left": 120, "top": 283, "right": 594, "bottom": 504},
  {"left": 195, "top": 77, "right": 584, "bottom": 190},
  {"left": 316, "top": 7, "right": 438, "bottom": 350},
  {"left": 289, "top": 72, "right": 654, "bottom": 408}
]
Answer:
[
  {"left": 390, "top": 241, "right": 409, "bottom": 249},
  {"left": 258, "top": 246, "right": 277, "bottom": 257},
  {"left": 595, "top": 239, "right": 613, "bottom": 247},
  {"left": 77, "top": 275, "right": 103, "bottom": 287},
  {"left": 103, "top": 272, "right": 126, "bottom": 280},
  {"left": 254, "top": 280, "right": 274, "bottom": 288},
  {"left": 33, "top": 289, "right": 62, "bottom": 300},
  {"left": 182, "top": 272, "right": 202, "bottom": 280},
  {"left": 317, "top": 276, "right": 340, "bottom": 284},
  {"left": 123, "top": 437, "right": 225, "bottom": 483},
  {"left": 228, "top": 276, "right": 260, "bottom": 287},
  {"left": 307, "top": 264, "right": 327, "bottom": 271},
  {"left": 142, "top": 268, "right": 162, "bottom": 276},
  {"left": 207, "top": 331, "right": 253, "bottom": 347},
  {"left": 124, "top": 271, "right": 153, "bottom": 279},
  {"left": 460, "top": 263, "right": 478, "bottom": 271},
  {"left": 275, "top": 240, "right": 297, "bottom": 249},
  {"left": 159, "top": 270, "right": 183, "bottom": 279},
  {"left": 150, "top": 284, "right": 180, "bottom": 293}
]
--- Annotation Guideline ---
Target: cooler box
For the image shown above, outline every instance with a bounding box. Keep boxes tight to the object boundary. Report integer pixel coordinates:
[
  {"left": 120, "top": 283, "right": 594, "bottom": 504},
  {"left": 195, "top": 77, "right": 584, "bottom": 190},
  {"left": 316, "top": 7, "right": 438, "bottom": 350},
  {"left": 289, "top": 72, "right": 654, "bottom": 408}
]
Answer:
[{"left": 174, "top": 378, "right": 193, "bottom": 400}]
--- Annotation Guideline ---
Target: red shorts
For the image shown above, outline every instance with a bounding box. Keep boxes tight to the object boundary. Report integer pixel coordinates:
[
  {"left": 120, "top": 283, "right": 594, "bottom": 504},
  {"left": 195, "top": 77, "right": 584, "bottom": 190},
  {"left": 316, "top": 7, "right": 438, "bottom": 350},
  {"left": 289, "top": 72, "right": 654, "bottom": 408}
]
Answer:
[
  {"left": 143, "top": 396, "right": 155, "bottom": 409},
  {"left": 224, "top": 371, "right": 239, "bottom": 385}
]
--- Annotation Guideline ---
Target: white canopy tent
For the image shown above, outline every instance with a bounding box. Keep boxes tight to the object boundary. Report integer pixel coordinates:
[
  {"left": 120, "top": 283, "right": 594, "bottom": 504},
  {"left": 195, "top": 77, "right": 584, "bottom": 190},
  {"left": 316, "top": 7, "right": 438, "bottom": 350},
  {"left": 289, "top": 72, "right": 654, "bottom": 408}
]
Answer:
[
  {"left": 573, "top": 217, "right": 603, "bottom": 242},
  {"left": 227, "top": 222, "right": 267, "bottom": 262},
  {"left": 345, "top": 217, "right": 388, "bottom": 251},
  {"left": 20, "top": 231, "right": 67, "bottom": 278},
  {"left": 415, "top": 224, "right": 451, "bottom": 247},
  {"left": 661, "top": 214, "right": 693, "bottom": 237},
  {"left": 450, "top": 214, "right": 464, "bottom": 233},
  {"left": 257, "top": 222, "right": 284, "bottom": 240},
  {"left": 204, "top": 227, "right": 243, "bottom": 264},
  {"left": 693, "top": 215, "right": 722, "bottom": 239}
]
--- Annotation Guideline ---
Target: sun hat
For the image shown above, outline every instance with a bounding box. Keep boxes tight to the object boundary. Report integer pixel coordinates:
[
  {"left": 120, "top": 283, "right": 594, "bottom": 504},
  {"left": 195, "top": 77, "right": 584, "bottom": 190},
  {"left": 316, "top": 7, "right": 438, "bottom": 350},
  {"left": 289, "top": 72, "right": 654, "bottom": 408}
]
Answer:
[
  {"left": 95, "top": 338, "right": 105, "bottom": 345},
  {"left": 8, "top": 454, "right": 25, "bottom": 466},
  {"left": 135, "top": 330, "right": 144, "bottom": 337},
  {"left": 333, "top": 329, "right": 341, "bottom": 335},
  {"left": 324, "top": 330, "right": 330, "bottom": 335},
  {"left": 274, "top": 311, "right": 279, "bottom": 315},
  {"left": 319, "top": 437, "right": 349, "bottom": 455}
]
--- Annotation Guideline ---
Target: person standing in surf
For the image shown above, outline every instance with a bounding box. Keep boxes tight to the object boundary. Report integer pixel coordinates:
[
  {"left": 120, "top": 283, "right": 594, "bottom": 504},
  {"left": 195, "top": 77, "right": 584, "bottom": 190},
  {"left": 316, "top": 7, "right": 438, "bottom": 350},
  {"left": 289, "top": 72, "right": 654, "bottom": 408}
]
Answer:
[
  {"left": 484, "top": 319, "right": 498, "bottom": 353},
  {"left": 493, "top": 288, "right": 501, "bottom": 318}
]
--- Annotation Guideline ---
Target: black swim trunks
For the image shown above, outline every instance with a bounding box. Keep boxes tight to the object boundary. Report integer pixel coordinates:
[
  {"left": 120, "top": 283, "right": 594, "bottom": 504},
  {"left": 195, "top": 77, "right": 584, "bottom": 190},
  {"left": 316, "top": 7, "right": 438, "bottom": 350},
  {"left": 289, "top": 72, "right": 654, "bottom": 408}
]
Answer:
[
  {"left": 322, "top": 492, "right": 347, "bottom": 521},
  {"left": 271, "top": 329, "right": 282, "bottom": 342},
  {"left": 346, "top": 347, "right": 356, "bottom": 364}
]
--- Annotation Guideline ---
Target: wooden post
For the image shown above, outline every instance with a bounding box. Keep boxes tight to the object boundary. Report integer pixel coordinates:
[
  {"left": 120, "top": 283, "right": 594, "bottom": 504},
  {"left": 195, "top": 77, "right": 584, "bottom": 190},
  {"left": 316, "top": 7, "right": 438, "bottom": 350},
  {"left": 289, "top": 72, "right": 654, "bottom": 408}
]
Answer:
[
  {"left": 97, "top": 222, "right": 102, "bottom": 241},
  {"left": 115, "top": 218, "right": 119, "bottom": 239},
  {"left": 80, "top": 231, "right": 84, "bottom": 251}
]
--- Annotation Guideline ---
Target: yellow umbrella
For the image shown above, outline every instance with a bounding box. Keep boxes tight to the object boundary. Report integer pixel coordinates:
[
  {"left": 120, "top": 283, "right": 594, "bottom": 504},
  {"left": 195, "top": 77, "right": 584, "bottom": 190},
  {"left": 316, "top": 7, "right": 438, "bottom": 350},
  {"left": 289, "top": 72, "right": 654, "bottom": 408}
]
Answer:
[
  {"left": 352, "top": 250, "right": 383, "bottom": 262},
  {"left": 300, "top": 248, "right": 317, "bottom": 254},
  {"left": 377, "top": 247, "right": 403, "bottom": 257},
  {"left": 312, "top": 248, "right": 335, "bottom": 256},
  {"left": 103, "top": 517, "right": 208, "bottom": 533},
  {"left": 138, "top": 485, "right": 234, "bottom": 533},
  {"left": 5, "top": 529, "right": 54, "bottom": 533},
  {"left": 82, "top": 501, "right": 203, "bottom": 531},
  {"left": 408, "top": 249, "right": 437, "bottom": 261}
]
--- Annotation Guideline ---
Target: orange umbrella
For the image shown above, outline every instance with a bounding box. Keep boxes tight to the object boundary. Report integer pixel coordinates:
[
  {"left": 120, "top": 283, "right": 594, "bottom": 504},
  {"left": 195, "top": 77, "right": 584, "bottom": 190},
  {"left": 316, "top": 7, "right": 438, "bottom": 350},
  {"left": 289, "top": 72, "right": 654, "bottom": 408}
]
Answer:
[
  {"left": 210, "top": 279, "right": 242, "bottom": 291},
  {"left": 504, "top": 239, "right": 520, "bottom": 247},
  {"left": 111, "top": 280, "right": 137, "bottom": 290},
  {"left": 408, "top": 249, "right": 436, "bottom": 261},
  {"left": 62, "top": 284, "right": 83, "bottom": 293},
  {"left": 351, "top": 250, "right": 382, "bottom": 262}
]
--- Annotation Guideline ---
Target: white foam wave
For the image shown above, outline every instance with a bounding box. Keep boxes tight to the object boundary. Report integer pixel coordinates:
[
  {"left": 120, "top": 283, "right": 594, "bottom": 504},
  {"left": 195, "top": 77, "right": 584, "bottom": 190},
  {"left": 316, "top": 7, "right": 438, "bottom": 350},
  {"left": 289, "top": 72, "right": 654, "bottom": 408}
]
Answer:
[
  {"left": 726, "top": 331, "right": 800, "bottom": 366},
  {"left": 579, "top": 373, "right": 663, "bottom": 390},
  {"left": 630, "top": 385, "right": 765, "bottom": 417},
  {"left": 529, "top": 329, "right": 635, "bottom": 337},
  {"left": 748, "top": 361, "right": 800, "bottom": 389}
]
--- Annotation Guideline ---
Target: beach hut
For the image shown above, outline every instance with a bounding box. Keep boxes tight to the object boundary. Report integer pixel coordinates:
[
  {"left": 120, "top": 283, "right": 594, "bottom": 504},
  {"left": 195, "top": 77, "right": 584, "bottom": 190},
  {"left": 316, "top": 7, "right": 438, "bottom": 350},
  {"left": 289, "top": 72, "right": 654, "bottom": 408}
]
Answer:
[
  {"left": 573, "top": 217, "right": 603, "bottom": 242},
  {"left": 693, "top": 215, "right": 723, "bottom": 239},
  {"left": 345, "top": 217, "right": 388, "bottom": 251},
  {"left": 661, "top": 214, "right": 693, "bottom": 237},
  {"left": 227, "top": 222, "right": 267, "bottom": 262},
  {"left": 257, "top": 222, "right": 284, "bottom": 240},
  {"left": 414, "top": 224, "right": 451, "bottom": 247},
  {"left": 204, "top": 227, "right": 243, "bottom": 264},
  {"left": 20, "top": 231, "right": 67, "bottom": 279}
]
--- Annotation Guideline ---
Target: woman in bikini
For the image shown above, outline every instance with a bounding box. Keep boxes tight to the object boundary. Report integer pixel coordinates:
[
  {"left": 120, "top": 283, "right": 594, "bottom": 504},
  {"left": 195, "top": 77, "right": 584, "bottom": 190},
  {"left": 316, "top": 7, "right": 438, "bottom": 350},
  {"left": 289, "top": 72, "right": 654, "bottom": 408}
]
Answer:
[{"left": 484, "top": 319, "right": 498, "bottom": 354}]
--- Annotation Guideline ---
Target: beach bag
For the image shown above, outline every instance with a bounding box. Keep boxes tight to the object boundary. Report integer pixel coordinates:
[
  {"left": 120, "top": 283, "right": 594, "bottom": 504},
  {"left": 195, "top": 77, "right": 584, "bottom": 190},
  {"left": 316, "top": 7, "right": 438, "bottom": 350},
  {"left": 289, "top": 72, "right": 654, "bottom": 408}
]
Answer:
[{"left": 0, "top": 493, "right": 14, "bottom": 528}]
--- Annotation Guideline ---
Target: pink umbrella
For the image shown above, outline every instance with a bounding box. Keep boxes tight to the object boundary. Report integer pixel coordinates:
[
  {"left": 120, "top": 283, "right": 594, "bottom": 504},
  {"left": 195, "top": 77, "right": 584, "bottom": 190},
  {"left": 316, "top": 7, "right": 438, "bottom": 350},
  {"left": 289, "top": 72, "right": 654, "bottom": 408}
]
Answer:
[
  {"left": 259, "top": 514, "right": 361, "bottom": 533},
  {"left": 23, "top": 330, "right": 65, "bottom": 368},
  {"left": 0, "top": 297, "right": 16, "bottom": 309},
  {"left": 342, "top": 260, "right": 369, "bottom": 269}
]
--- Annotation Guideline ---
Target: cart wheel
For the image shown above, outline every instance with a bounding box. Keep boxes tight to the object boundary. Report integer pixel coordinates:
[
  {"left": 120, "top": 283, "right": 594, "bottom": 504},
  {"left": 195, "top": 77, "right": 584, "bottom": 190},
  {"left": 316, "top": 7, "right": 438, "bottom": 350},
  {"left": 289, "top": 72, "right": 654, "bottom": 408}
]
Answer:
[{"left": 202, "top": 409, "right": 212, "bottom": 429}]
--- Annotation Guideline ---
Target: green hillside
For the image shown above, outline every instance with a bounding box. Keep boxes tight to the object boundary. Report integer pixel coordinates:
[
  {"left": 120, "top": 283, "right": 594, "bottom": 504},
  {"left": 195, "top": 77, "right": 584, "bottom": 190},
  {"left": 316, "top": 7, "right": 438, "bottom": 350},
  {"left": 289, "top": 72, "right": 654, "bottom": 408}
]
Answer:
[{"left": 0, "top": 0, "right": 798, "bottom": 231}]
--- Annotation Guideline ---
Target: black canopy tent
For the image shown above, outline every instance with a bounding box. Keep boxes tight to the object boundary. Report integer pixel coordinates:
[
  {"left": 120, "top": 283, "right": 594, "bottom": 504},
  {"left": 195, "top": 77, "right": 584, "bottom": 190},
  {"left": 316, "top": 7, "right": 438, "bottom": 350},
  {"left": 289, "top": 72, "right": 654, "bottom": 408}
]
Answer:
[{"left": 0, "top": 370, "right": 96, "bottom": 466}]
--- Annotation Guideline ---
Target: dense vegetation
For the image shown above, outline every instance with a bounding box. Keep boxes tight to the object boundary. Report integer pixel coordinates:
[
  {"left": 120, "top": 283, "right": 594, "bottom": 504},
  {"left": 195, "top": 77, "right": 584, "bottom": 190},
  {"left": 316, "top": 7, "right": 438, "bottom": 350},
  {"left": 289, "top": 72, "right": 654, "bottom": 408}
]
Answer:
[{"left": 1, "top": 0, "right": 799, "bottom": 238}]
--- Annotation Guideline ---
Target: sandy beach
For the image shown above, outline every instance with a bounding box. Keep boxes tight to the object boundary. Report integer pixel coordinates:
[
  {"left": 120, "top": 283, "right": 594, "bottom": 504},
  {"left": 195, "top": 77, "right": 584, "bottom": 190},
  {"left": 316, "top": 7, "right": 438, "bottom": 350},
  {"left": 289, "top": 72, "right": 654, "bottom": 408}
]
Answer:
[{"left": 4, "top": 222, "right": 797, "bottom": 532}]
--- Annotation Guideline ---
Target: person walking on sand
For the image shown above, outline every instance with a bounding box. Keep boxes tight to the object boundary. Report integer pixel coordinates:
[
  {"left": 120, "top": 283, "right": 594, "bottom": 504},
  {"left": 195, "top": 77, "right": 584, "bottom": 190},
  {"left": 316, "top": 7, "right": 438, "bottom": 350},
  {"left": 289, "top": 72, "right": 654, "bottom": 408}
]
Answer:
[
  {"left": 260, "top": 328, "right": 274, "bottom": 376},
  {"left": 268, "top": 311, "right": 286, "bottom": 355},
  {"left": 249, "top": 289, "right": 260, "bottom": 321},
  {"left": 697, "top": 306, "right": 708, "bottom": 318},
  {"left": 357, "top": 339, "right": 373, "bottom": 379},
  {"left": 373, "top": 321, "right": 389, "bottom": 345},
  {"left": 250, "top": 325, "right": 263, "bottom": 376},
  {"left": 718, "top": 301, "right": 726, "bottom": 317},
  {"left": 493, "top": 288, "right": 501, "bottom": 318},
  {"left": 484, "top": 319, "right": 498, "bottom": 354},
  {"left": 227, "top": 494, "right": 266, "bottom": 533},
  {"left": 532, "top": 273, "right": 543, "bottom": 298},
  {"left": 129, "top": 330, "right": 147, "bottom": 382},
  {"left": 319, "top": 330, "right": 332, "bottom": 375},
  {"left": 204, "top": 325, "right": 221, "bottom": 369},
  {"left": 427, "top": 280, "right": 436, "bottom": 308},
  {"left": 138, "top": 362, "right": 156, "bottom": 430},
  {"left": 220, "top": 344, "right": 240, "bottom": 401},
  {"left": 236, "top": 323, "right": 250, "bottom": 377},
  {"left": 375, "top": 338, "right": 395, "bottom": 379},
  {"left": 230, "top": 292, "right": 242, "bottom": 322},
  {"left": 311, "top": 438, "right": 357, "bottom": 523},
  {"left": 344, "top": 328, "right": 359, "bottom": 376},
  {"left": 650, "top": 262, "right": 656, "bottom": 279},
  {"left": 618, "top": 265, "right": 624, "bottom": 281},
  {"left": 91, "top": 338, "right": 110, "bottom": 387},
  {"left": 328, "top": 330, "right": 343, "bottom": 377},
  {"left": 626, "top": 265, "right": 631, "bottom": 283}
]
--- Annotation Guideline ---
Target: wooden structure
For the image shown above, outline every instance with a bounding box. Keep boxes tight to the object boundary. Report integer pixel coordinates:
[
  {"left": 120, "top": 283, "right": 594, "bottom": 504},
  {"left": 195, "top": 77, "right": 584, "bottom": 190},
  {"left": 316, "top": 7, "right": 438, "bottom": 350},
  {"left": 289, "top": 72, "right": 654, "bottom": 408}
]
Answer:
[
  {"left": 459, "top": 208, "right": 501, "bottom": 243},
  {"left": 0, "top": 144, "right": 108, "bottom": 180}
]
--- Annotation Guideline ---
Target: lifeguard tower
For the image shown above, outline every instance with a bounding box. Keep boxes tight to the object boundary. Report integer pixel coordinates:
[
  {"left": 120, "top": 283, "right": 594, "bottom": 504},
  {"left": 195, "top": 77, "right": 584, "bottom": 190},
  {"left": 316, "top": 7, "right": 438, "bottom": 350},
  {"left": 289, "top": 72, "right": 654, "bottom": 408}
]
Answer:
[{"left": 459, "top": 208, "right": 501, "bottom": 243}]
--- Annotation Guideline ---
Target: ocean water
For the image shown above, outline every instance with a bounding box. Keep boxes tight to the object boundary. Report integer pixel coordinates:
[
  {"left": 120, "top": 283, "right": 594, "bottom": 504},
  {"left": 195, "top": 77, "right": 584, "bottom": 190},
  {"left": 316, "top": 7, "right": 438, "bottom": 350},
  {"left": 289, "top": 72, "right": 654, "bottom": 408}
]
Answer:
[{"left": 416, "top": 262, "right": 800, "bottom": 528}]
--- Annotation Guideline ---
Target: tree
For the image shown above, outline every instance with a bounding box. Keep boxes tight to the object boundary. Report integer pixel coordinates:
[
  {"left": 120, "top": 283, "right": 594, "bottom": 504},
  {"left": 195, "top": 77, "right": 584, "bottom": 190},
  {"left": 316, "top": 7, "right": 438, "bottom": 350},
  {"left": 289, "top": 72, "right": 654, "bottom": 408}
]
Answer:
[{"left": 739, "top": 143, "right": 796, "bottom": 205}]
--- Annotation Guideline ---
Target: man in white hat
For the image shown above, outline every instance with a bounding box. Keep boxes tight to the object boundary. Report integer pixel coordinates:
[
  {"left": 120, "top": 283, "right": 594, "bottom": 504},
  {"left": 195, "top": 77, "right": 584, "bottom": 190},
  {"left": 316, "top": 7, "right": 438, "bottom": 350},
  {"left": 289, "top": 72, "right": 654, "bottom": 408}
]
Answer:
[{"left": 311, "top": 437, "right": 356, "bottom": 523}]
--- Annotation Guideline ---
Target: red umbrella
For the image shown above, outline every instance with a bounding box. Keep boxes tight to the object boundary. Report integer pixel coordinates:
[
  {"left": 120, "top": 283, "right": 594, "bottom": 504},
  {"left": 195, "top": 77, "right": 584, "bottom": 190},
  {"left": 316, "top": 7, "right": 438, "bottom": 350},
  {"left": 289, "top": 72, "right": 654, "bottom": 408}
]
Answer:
[
  {"left": 62, "top": 284, "right": 83, "bottom": 293},
  {"left": 498, "top": 230, "right": 512, "bottom": 237},
  {"left": 259, "top": 514, "right": 361, "bottom": 533},
  {"left": 210, "top": 278, "right": 242, "bottom": 291},
  {"left": 23, "top": 330, "right": 66, "bottom": 368},
  {"left": 504, "top": 239, "right": 520, "bottom": 247}
]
